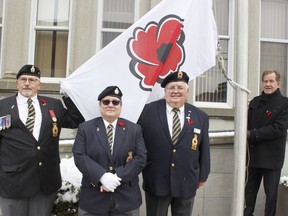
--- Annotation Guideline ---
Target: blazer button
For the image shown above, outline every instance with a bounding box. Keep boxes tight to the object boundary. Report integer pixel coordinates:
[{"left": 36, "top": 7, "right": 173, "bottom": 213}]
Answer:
[
  {"left": 173, "top": 149, "right": 176, "bottom": 153},
  {"left": 38, "top": 162, "right": 43, "bottom": 166},
  {"left": 37, "top": 146, "right": 41, "bottom": 150},
  {"left": 171, "top": 163, "right": 175, "bottom": 167}
]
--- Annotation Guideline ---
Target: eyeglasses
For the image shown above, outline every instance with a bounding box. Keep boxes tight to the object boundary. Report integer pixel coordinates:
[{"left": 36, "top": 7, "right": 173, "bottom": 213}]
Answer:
[
  {"left": 18, "top": 77, "right": 39, "bottom": 84},
  {"left": 101, "top": 99, "right": 121, "bottom": 106},
  {"left": 165, "top": 86, "right": 187, "bottom": 93}
]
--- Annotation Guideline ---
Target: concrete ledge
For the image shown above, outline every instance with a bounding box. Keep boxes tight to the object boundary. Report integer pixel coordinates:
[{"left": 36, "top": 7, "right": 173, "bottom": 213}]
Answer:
[{"left": 59, "top": 131, "right": 235, "bottom": 156}]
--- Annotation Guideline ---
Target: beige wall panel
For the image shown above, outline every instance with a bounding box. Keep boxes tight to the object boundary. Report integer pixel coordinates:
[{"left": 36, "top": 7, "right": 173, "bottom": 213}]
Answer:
[
  {"left": 68, "top": 0, "right": 98, "bottom": 74},
  {"left": 2, "top": 0, "right": 32, "bottom": 76}
]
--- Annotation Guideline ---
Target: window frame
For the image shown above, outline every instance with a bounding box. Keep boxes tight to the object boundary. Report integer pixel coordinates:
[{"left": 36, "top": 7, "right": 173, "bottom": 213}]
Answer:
[
  {"left": 29, "top": 0, "right": 72, "bottom": 83},
  {"left": 260, "top": 0, "right": 288, "bottom": 96},
  {"left": 96, "top": 0, "right": 140, "bottom": 52},
  {"left": 191, "top": 0, "right": 235, "bottom": 109}
]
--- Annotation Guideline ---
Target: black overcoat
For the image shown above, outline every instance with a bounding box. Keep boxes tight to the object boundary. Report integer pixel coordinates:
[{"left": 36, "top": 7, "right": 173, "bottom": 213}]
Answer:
[{"left": 248, "top": 89, "right": 288, "bottom": 169}]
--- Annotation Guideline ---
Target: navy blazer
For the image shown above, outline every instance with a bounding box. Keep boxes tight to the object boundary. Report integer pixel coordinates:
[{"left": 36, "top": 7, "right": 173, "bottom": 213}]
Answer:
[
  {"left": 0, "top": 95, "right": 84, "bottom": 198},
  {"left": 73, "top": 117, "right": 147, "bottom": 214},
  {"left": 138, "top": 99, "right": 210, "bottom": 199}
]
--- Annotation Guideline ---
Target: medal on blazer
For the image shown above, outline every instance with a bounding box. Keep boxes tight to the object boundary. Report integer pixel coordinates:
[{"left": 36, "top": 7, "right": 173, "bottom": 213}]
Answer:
[
  {"left": 49, "top": 110, "right": 58, "bottom": 137},
  {"left": 126, "top": 151, "right": 133, "bottom": 162},
  {"left": 0, "top": 115, "right": 11, "bottom": 130},
  {"left": 191, "top": 134, "right": 198, "bottom": 150}
]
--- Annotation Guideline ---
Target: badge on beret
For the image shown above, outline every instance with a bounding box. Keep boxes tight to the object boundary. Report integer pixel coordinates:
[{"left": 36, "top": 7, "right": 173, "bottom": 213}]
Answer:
[
  {"left": 177, "top": 71, "right": 183, "bottom": 79},
  {"left": 31, "top": 66, "right": 35, "bottom": 73},
  {"left": 115, "top": 88, "right": 119, "bottom": 95}
]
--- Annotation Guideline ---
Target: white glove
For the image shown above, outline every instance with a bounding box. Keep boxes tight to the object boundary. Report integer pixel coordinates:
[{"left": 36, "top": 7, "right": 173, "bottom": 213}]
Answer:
[{"left": 100, "top": 173, "right": 121, "bottom": 192}]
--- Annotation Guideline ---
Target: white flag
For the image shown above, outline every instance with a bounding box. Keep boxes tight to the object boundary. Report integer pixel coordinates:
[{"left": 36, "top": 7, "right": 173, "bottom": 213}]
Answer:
[{"left": 60, "top": 0, "right": 218, "bottom": 122}]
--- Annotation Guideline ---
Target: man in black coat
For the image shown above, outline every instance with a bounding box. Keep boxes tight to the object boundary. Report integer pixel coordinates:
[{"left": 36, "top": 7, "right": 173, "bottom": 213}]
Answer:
[
  {"left": 137, "top": 71, "right": 210, "bottom": 216},
  {"left": 0, "top": 64, "right": 84, "bottom": 216},
  {"left": 73, "top": 86, "right": 147, "bottom": 216},
  {"left": 244, "top": 70, "right": 288, "bottom": 216}
]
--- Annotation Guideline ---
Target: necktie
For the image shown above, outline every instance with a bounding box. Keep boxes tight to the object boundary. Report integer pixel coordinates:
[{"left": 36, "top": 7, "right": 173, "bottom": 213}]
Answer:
[
  {"left": 172, "top": 108, "right": 181, "bottom": 145},
  {"left": 26, "top": 98, "right": 35, "bottom": 133},
  {"left": 107, "top": 124, "right": 113, "bottom": 152}
]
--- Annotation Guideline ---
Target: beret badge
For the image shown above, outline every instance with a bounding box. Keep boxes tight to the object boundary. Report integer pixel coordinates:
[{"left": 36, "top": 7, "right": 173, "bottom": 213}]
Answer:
[
  {"left": 115, "top": 88, "right": 120, "bottom": 95},
  {"left": 177, "top": 71, "right": 183, "bottom": 79},
  {"left": 31, "top": 66, "right": 35, "bottom": 73}
]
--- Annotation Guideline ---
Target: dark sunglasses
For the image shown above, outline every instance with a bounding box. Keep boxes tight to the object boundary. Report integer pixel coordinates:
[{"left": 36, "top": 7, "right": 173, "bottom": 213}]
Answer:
[{"left": 101, "top": 99, "right": 121, "bottom": 106}]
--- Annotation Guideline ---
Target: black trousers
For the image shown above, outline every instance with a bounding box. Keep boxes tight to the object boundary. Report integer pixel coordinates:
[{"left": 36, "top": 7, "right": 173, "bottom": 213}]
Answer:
[
  {"left": 244, "top": 167, "right": 281, "bottom": 216},
  {"left": 145, "top": 192, "right": 194, "bottom": 216}
]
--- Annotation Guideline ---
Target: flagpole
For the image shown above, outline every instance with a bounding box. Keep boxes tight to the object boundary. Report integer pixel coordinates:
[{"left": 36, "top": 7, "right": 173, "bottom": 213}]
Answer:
[{"left": 232, "top": 0, "right": 249, "bottom": 215}]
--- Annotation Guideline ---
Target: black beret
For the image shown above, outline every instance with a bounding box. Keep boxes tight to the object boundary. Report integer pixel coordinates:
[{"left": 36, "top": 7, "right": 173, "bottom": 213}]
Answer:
[
  {"left": 16, "top": 65, "right": 40, "bottom": 79},
  {"left": 98, "top": 86, "right": 123, "bottom": 101},
  {"left": 161, "top": 71, "right": 189, "bottom": 88}
]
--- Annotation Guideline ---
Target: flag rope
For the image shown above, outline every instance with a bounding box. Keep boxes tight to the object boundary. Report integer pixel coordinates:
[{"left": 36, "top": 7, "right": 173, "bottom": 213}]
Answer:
[
  {"left": 216, "top": 41, "right": 251, "bottom": 95},
  {"left": 213, "top": 0, "right": 250, "bottom": 94}
]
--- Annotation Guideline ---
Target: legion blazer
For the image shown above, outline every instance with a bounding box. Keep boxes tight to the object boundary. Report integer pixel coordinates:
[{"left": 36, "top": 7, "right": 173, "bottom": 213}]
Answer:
[
  {"left": 73, "top": 117, "right": 147, "bottom": 214},
  {"left": 137, "top": 99, "right": 210, "bottom": 199},
  {"left": 0, "top": 95, "right": 84, "bottom": 198}
]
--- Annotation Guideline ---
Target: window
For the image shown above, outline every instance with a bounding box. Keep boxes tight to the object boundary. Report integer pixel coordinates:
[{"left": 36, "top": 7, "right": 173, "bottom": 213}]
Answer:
[
  {"left": 33, "top": 0, "right": 70, "bottom": 78},
  {"left": 194, "top": 0, "right": 232, "bottom": 106},
  {"left": 98, "top": 0, "right": 137, "bottom": 49},
  {"left": 261, "top": 0, "right": 288, "bottom": 95}
]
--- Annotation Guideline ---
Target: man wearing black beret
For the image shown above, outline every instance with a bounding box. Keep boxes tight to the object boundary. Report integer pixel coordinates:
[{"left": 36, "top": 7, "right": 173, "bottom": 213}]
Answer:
[
  {"left": 0, "top": 64, "right": 85, "bottom": 216},
  {"left": 73, "top": 86, "right": 147, "bottom": 216},
  {"left": 138, "top": 71, "right": 210, "bottom": 216}
]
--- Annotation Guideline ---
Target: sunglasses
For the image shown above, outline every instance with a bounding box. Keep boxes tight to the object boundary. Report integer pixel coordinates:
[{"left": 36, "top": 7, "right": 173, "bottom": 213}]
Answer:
[{"left": 101, "top": 99, "right": 121, "bottom": 106}]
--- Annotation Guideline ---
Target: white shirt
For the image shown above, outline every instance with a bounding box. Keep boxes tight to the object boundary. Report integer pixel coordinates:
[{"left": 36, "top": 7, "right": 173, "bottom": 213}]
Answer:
[
  {"left": 103, "top": 119, "right": 117, "bottom": 154},
  {"left": 17, "top": 93, "right": 42, "bottom": 141},
  {"left": 166, "top": 103, "right": 185, "bottom": 137}
]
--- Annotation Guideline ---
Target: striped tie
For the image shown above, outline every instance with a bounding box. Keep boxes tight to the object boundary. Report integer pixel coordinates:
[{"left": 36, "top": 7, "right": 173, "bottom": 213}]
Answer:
[
  {"left": 26, "top": 98, "right": 35, "bottom": 133},
  {"left": 107, "top": 124, "right": 113, "bottom": 152},
  {"left": 172, "top": 108, "right": 181, "bottom": 145}
]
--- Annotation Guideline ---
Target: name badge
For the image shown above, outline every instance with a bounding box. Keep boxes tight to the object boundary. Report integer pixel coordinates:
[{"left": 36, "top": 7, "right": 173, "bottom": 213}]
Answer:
[{"left": 194, "top": 128, "right": 201, "bottom": 134}]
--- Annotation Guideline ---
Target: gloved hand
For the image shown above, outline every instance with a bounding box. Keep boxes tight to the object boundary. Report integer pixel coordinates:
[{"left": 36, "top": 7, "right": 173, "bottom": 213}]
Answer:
[{"left": 100, "top": 173, "right": 122, "bottom": 192}]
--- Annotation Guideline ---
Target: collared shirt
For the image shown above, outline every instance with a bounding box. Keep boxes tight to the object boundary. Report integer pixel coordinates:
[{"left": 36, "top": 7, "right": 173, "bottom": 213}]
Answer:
[
  {"left": 17, "top": 93, "right": 42, "bottom": 140},
  {"left": 103, "top": 119, "right": 117, "bottom": 154},
  {"left": 166, "top": 103, "right": 185, "bottom": 137}
]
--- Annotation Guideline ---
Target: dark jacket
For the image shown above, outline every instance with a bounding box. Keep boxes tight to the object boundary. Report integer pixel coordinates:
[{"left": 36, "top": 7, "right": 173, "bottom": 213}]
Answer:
[
  {"left": 73, "top": 117, "right": 147, "bottom": 214},
  {"left": 137, "top": 99, "right": 210, "bottom": 199},
  {"left": 248, "top": 88, "right": 288, "bottom": 169},
  {"left": 0, "top": 95, "right": 84, "bottom": 198}
]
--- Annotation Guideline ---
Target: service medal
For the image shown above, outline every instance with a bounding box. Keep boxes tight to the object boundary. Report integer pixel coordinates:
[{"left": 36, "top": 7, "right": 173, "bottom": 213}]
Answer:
[
  {"left": 191, "top": 134, "right": 198, "bottom": 150},
  {"left": 6, "top": 115, "right": 11, "bottom": 128},
  {"left": 49, "top": 110, "right": 58, "bottom": 137},
  {"left": 52, "top": 123, "right": 58, "bottom": 137},
  {"left": 126, "top": 151, "right": 133, "bottom": 162}
]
